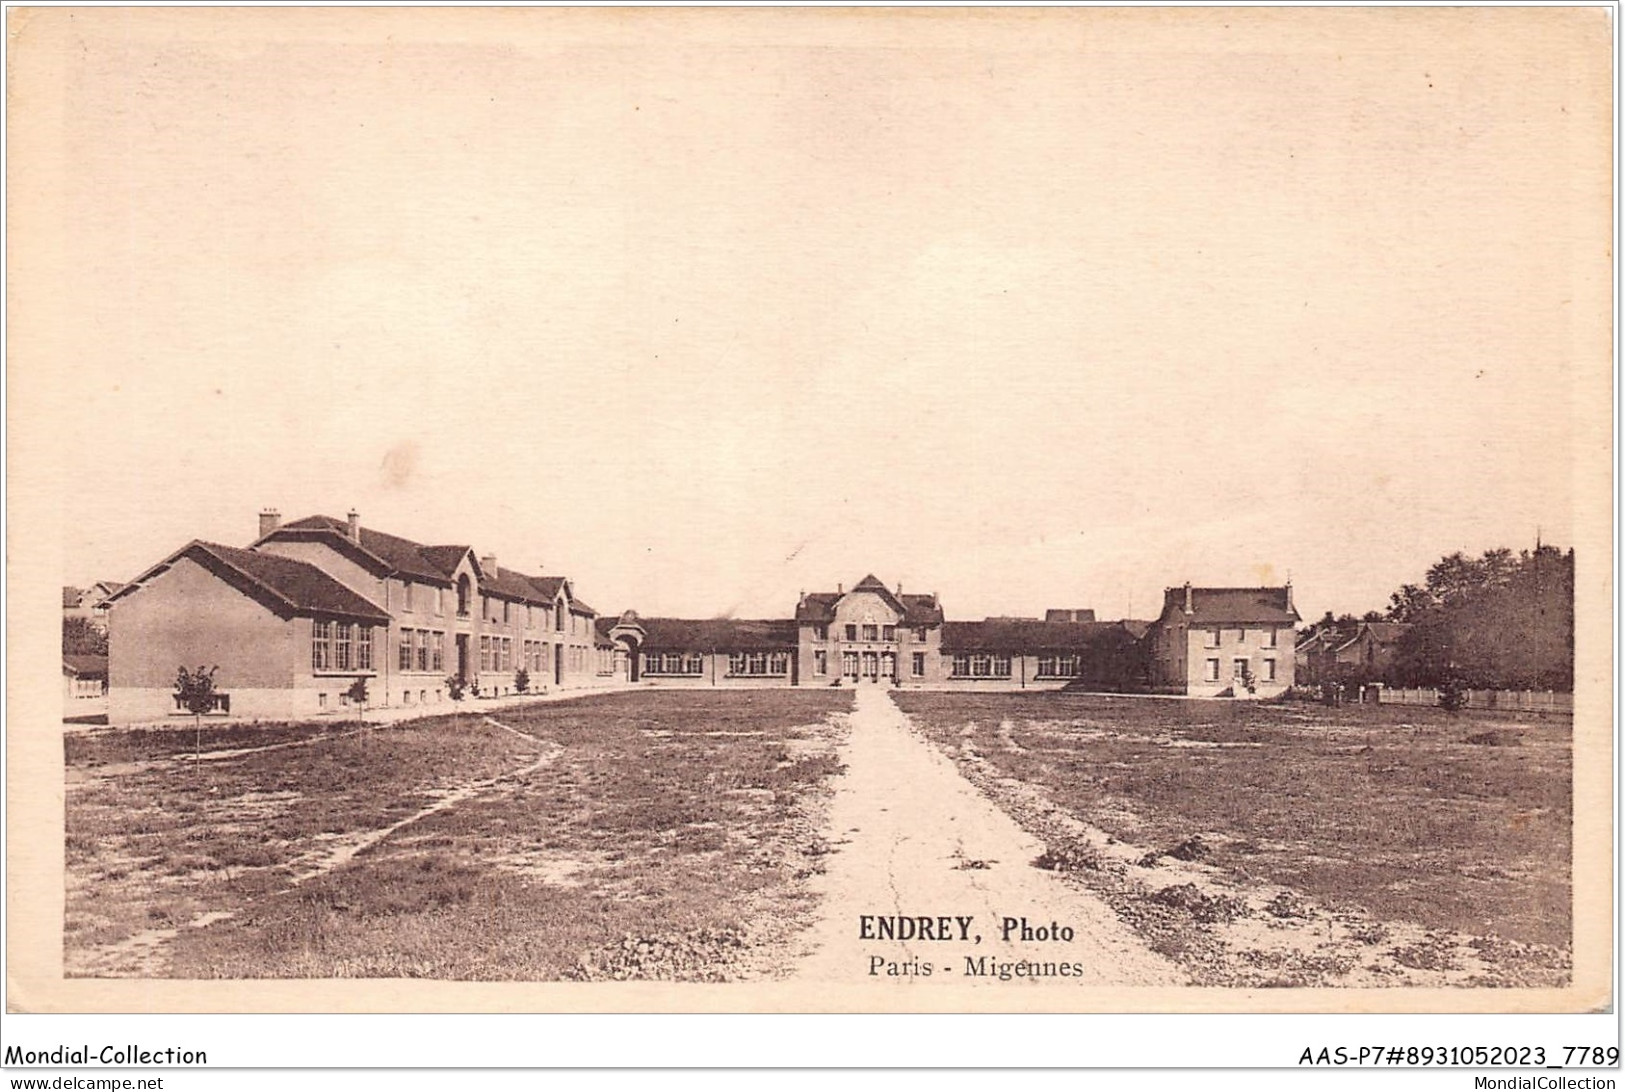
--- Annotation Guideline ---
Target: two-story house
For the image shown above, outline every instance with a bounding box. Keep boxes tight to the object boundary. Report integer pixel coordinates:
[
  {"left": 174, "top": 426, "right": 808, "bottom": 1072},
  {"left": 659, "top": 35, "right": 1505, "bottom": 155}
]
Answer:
[{"left": 1150, "top": 584, "right": 1300, "bottom": 697}]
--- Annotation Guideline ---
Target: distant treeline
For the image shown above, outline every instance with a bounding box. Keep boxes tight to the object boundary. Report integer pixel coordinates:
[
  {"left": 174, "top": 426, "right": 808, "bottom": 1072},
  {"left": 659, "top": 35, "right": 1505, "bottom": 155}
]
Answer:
[{"left": 1310, "top": 545, "right": 1574, "bottom": 692}]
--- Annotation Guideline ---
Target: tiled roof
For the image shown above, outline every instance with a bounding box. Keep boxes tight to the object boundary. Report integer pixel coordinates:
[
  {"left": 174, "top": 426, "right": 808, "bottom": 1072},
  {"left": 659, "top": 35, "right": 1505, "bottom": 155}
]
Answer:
[
  {"left": 528, "top": 575, "right": 569, "bottom": 601},
  {"left": 270, "top": 516, "right": 583, "bottom": 610},
  {"left": 638, "top": 618, "right": 799, "bottom": 651},
  {"left": 794, "top": 581, "right": 944, "bottom": 625},
  {"left": 268, "top": 515, "right": 467, "bottom": 584},
  {"left": 1160, "top": 586, "right": 1300, "bottom": 625},
  {"left": 110, "top": 541, "right": 392, "bottom": 624},
  {"left": 1358, "top": 621, "right": 1411, "bottom": 644},
  {"left": 197, "top": 542, "right": 393, "bottom": 624},
  {"left": 941, "top": 619, "right": 1144, "bottom": 654},
  {"left": 63, "top": 653, "right": 108, "bottom": 677},
  {"left": 1334, "top": 621, "right": 1412, "bottom": 654}
]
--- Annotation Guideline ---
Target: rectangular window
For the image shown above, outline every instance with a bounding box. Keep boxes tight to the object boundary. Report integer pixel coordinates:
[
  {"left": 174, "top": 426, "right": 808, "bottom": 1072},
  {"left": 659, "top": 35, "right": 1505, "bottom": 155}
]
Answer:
[
  {"left": 403, "top": 582, "right": 414, "bottom": 612},
  {"left": 1038, "top": 654, "right": 1057, "bottom": 677},
  {"left": 1206, "top": 628, "right": 1222, "bottom": 647},
  {"left": 1233, "top": 658, "right": 1248, "bottom": 678},
  {"left": 432, "top": 632, "right": 445, "bottom": 673},
  {"left": 416, "top": 630, "right": 429, "bottom": 673},
  {"left": 769, "top": 652, "right": 789, "bottom": 675},
  {"left": 684, "top": 653, "right": 704, "bottom": 674},
  {"left": 990, "top": 655, "right": 1011, "bottom": 678},
  {"left": 503, "top": 600, "right": 511, "bottom": 624},
  {"left": 436, "top": 586, "right": 445, "bottom": 615},
  {"left": 312, "top": 620, "right": 332, "bottom": 671},
  {"left": 556, "top": 604, "right": 565, "bottom": 631},
  {"left": 480, "top": 635, "right": 492, "bottom": 672},
  {"left": 1235, "top": 628, "right": 1246, "bottom": 644},
  {"left": 814, "top": 650, "right": 827, "bottom": 675},
  {"left": 1262, "top": 628, "right": 1277, "bottom": 648},
  {"left": 398, "top": 631, "right": 412, "bottom": 671},
  {"left": 843, "top": 651, "right": 860, "bottom": 679},
  {"left": 1263, "top": 658, "right": 1277, "bottom": 681},
  {"left": 914, "top": 627, "right": 928, "bottom": 642},
  {"left": 862, "top": 651, "right": 879, "bottom": 678},
  {"left": 813, "top": 624, "right": 828, "bottom": 641},
  {"left": 882, "top": 625, "right": 896, "bottom": 641},
  {"left": 912, "top": 652, "right": 925, "bottom": 677},
  {"left": 1205, "top": 658, "right": 1220, "bottom": 682},
  {"left": 357, "top": 627, "right": 373, "bottom": 670},
  {"left": 334, "top": 623, "right": 352, "bottom": 671},
  {"left": 502, "top": 637, "right": 513, "bottom": 671},
  {"left": 951, "top": 654, "right": 971, "bottom": 678},
  {"left": 880, "top": 651, "right": 896, "bottom": 679},
  {"left": 845, "top": 624, "right": 858, "bottom": 641},
  {"left": 971, "top": 653, "right": 991, "bottom": 677},
  {"left": 862, "top": 624, "right": 878, "bottom": 641}
]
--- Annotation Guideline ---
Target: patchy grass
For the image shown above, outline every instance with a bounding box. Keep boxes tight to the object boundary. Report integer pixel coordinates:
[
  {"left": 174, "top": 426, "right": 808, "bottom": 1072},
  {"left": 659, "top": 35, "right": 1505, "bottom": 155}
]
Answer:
[
  {"left": 893, "top": 692, "right": 1570, "bottom": 984},
  {"left": 67, "top": 719, "right": 366, "bottom": 767},
  {"left": 66, "top": 691, "right": 850, "bottom": 981}
]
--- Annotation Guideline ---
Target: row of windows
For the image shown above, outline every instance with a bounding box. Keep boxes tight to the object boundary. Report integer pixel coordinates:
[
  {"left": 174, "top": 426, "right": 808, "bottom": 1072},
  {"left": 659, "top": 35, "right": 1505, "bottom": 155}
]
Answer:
[
  {"left": 1202, "top": 627, "right": 1279, "bottom": 648},
  {"left": 646, "top": 652, "right": 707, "bottom": 676},
  {"left": 480, "top": 635, "right": 514, "bottom": 673},
  {"left": 1203, "top": 657, "right": 1279, "bottom": 682},
  {"left": 397, "top": 575, "right": 575, "bottom": 633},
  {"left": 398, "top": 629, "right": 447, "bottom": 674},
  {"left": 312, "top": 621, "right": 375, "bottom": 672},
  {"left": 950, "top": 654, "right": 1014, "bottom": 679},
  {"left": 1035, "top": 654, "right": 1082, "bottom": 678},
  {"left": 811, "top": 624, "right": 930, "bottom": 643},
  {"left": 729, "top": 651, "right": 791, "bottom": 676}
]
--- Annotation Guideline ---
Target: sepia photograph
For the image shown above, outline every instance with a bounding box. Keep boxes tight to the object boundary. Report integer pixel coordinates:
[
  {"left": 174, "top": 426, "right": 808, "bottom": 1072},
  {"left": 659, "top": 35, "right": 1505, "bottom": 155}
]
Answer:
[{"left": 5, "top": 3, "right": 1613, "bottom": 1037}]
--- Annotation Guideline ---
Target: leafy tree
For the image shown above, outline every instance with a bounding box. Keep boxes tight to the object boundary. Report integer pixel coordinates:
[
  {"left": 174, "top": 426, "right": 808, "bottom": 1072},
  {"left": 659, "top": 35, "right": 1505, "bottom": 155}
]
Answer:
[
  {"left": 173, "top": 665, "right": 218, "bottom": 765},
  {"left": 1390, "top": 545, "right": 1573, "bottom": 690},
  {"left": 63, "top": 616, "right": 108, "bottom": 656},
  {"left": 515, "top": 667, "right": 530, "bottom": 695}
]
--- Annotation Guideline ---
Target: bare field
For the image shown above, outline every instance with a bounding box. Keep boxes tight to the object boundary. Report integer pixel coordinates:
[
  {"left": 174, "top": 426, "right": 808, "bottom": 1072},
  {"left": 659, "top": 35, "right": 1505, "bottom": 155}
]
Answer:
[
  {"left": 65, "top": 691, "right": 851, "bottom": 980},
  {"left": 891, "top": 692, "right": 1572, "bottom": 988}
]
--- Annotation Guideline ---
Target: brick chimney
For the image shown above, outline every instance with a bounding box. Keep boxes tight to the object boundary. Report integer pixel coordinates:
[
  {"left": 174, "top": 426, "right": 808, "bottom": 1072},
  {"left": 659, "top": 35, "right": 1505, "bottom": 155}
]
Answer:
[
  {"left": 1183, "top": 581, "right": 1193, "bottom": 614},
  {"left": 482, "top": 552, "right": 498, "bottom": 576},
  {"left": 258, "top": 508, "right": 280, "bottom": 539},
  {"left": 346, "top": 509, "right": 361, "bottom": 544},
  {"left": 1285, "top": 579, "right": 1294, "bottom": 612}
]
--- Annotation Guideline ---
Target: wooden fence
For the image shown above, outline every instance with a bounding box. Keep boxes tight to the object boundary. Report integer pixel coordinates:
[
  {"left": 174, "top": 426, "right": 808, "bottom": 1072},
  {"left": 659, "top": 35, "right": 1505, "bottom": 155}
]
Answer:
[{"left": 1370, "top": 686, "right": 1572, "bottom": 713}]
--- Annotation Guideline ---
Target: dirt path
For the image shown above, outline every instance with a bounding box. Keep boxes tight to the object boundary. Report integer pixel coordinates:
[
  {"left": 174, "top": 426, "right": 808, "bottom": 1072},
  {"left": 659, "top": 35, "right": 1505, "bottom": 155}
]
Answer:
[{"left": 797, "top": 688, "right": 1182, "bottom": 986}]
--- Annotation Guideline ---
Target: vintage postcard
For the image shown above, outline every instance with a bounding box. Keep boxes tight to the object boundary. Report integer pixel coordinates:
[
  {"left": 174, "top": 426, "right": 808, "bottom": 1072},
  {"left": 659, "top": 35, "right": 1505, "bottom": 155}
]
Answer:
[{"left": 5, "top": 6, "right": 1613, "bottom": 1018}]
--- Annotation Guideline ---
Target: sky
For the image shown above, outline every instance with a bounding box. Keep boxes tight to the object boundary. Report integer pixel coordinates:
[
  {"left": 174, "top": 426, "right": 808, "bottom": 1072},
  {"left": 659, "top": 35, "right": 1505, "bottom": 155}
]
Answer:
[{"left": 16, "top": 8, "right": 1611, "bottom": 626}]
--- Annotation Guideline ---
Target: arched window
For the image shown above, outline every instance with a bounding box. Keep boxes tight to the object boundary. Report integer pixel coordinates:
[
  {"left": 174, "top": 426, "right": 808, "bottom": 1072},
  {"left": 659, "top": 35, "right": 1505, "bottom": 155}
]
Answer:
[{"left": 457, "top": 574, "right": 472, "bottom": 617}]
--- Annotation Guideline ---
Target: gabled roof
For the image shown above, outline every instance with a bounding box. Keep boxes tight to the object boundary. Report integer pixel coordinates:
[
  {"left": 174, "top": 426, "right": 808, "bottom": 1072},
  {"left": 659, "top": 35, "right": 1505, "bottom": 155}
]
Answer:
[
  {"left": 941, "top": 619, "right": 1145, "bottom": 654},
  {"left": 63, "top": 653, "right": 108, "bottom": 678},
  {"left": 110, "top": 541, "right": 392, "bottom": 625},
  {"left": 1333, "top": 621, "right": 1412, "bottom": 654},
  {"left": 795, "top": 578, "right": 944, "bottom": 626},
  {"left": 264, "top": 515, "right": 470, "bottom": 585},
  {"left": 1160, "top": 586, "right": 1300, "bottom": 625},
  {"left": 527, "top": 575, "right": 571, "bottom": 602},
  {"left": 637, "top": 617, "right": 799, "bottom": 651}
]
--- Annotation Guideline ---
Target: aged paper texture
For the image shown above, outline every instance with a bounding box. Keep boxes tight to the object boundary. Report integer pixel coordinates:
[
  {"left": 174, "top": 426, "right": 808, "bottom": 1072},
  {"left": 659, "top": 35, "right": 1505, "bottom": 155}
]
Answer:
[{"left": 6, "top": 7, "right": 1613, "bottom": 1015}]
